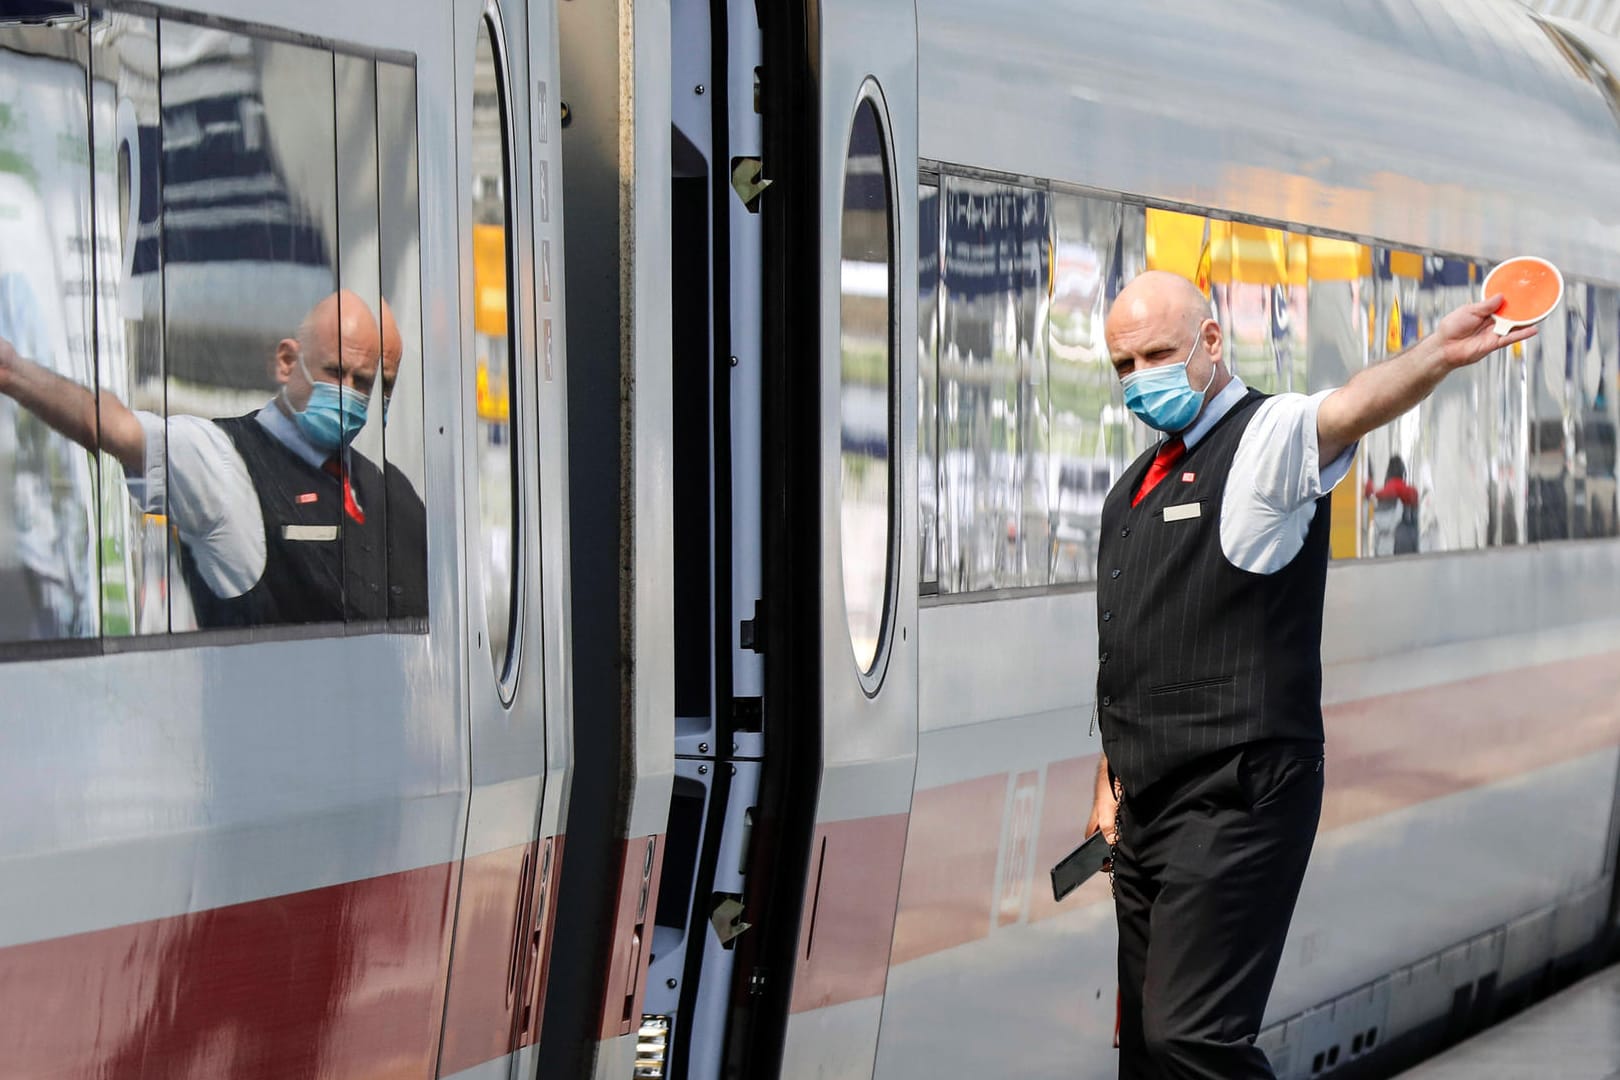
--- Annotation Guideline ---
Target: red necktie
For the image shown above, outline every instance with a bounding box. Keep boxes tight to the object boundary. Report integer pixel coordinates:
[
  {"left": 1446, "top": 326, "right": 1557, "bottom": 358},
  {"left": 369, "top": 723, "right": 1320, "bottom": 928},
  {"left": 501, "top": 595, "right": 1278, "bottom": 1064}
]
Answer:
[
  {"left": 322, "top": 458, "right": 366, "bottom": 525},
  {"left": 1132, "top": 437, "right": 1186, "bottom": 507}
]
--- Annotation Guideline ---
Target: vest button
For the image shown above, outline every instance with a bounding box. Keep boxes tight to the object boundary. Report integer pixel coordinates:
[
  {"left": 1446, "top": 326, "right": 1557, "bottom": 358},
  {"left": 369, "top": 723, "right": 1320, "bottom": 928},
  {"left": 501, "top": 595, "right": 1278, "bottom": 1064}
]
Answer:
[
  {"left": 1101, "top": 695, "right": 1112, "bottom": 707},
  {"left": 1100, "top": 652, "right": 1110, "bottom": 664},
  {"left": 1102, "top": 610, "right": 1112, "bottom": 622},
  {"left": 1110, "top": 569, "right": 1121, "bottom": 579},
  {"left": 1120, "top": 527, "right": 1130, "bottom": 538}
]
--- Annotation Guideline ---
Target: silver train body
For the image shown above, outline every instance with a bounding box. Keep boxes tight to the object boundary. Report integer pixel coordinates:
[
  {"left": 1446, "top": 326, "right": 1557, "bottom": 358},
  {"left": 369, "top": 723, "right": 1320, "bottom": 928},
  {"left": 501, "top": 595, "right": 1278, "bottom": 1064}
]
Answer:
[{"left": 0, "top": 1, "right": 1617, "bottom": 1079}]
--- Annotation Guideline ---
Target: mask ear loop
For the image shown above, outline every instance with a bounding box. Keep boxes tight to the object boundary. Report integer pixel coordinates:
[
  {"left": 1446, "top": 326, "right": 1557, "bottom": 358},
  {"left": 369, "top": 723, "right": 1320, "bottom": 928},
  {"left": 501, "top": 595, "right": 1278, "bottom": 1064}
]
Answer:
[{"left": 281, "top": 350, "right": 320, "bottom": 415}]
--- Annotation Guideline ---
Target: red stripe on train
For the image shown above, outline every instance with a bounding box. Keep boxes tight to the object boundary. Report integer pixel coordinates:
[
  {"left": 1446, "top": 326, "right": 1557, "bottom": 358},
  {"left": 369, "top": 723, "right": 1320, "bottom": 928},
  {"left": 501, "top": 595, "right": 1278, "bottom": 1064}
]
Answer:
[
  {"left": 790, "top": 815, "right": 909, "bottom": 1014},
  {"left": 0, "top": 863, "right": 456, "bottom": 1079},
  {"left": 0, "top": 840, "right": 566, "bottom": 1080},
  {"left": 597, "top": 835, "right": 665, "bottom": 1039},
  {"left": 439, "top": 835, "right": 565, "bottom": 1074},
  {"left": 890, "top": 649, "right": 1620, "bottom": 972},
  {"left": 3, "top": 651, "right": 1616, "bottom": 1070}
]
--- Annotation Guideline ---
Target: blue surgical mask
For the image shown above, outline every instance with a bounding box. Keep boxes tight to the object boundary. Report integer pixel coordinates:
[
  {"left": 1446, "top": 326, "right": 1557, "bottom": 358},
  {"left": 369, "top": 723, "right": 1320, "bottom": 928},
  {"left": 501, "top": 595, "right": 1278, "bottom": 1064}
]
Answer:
[
  {"left": 286, "top": 358, "right": 368, "bottom": 452},
  {"left": 1120, "top": 331, "right": 1217, "bottom": 433}
]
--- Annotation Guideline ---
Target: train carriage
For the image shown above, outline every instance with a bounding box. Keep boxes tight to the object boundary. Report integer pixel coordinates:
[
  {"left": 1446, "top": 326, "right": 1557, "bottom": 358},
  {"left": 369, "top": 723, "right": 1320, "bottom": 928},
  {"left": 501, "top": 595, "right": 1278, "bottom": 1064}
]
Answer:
[{"left": 1, "top": 1, "right": 1619, "bottom": 1079}]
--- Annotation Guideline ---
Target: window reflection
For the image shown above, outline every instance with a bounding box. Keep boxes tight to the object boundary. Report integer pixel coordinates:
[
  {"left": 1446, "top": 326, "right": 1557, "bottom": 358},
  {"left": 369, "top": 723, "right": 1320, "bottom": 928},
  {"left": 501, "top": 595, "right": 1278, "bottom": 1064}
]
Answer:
[
  {"left": 1021, "top": 199, "right": 1052, "bottom": 589},
  {"left": 335, "top": 53, "right": 388, "bottom": 622},
  {"left": 1304, "top": 236, "right": 1368, "bottom": 558},
  {"left": 938, "top": 178, "right": 1048, "bottom": 592},
  {"left": 92, "top": 10, "right": 168, "bottom": 636},
  {"left": 1361, "top": 249, "right": 1423, "bottom": 556},
  {"left": 0, "top": 11, "right": 427, "bottom": 646},
  {"left": 1423, "top": 259, "right": 1490, "bottom": 553},
  {"left": 918, "top": 182, "right": 939, "bottom": 592},
  {"left": 1527, "top": 282, "right": 1569, "bottom": 542},
  {"left": 1583, "top": 288, "right": 1619, "bottom": 538},
  {"left": 912, "top": 177, "right": 1620, "bottom": 594},
  {"left": 1216, "top": 223, "right": 1293, "bottom": 395},
  {"left": 839, "top": 98, "right": 892, "bottom": 674},
  {"left": 378, "top": 61, "right": 429, "bottom": 622},
  {"left": 472, "top": 18, "right": 518, "bottom": 679},
  {"left": 1049, "top": 191, "right": 1124, "bottom": 584},
  {"left": 1487, "top": 307, "right": 1529, "bottom": 548},
  {"left": 157, "top": 26, "right": 351, "bottom": 628},
  {"left": 0, "top": 13, "right": 101, "bottom": 642}
]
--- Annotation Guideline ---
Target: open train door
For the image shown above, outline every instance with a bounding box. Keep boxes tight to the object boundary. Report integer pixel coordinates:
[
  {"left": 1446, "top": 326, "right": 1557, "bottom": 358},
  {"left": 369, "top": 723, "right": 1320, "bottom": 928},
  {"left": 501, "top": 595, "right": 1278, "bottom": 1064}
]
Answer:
[{"left": 735, "top": 1, "right": 920, "bottom": 1076}]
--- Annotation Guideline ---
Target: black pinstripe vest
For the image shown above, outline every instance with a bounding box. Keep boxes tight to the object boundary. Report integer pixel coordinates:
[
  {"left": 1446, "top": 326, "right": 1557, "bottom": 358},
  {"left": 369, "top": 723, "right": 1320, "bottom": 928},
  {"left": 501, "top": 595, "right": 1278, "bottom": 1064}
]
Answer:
[
  {"left": 179, "top": 414, "right": 428, "bottom": 628},
  {"left": 1095, "top": 390, "right": 1330, "bottom": 796}
]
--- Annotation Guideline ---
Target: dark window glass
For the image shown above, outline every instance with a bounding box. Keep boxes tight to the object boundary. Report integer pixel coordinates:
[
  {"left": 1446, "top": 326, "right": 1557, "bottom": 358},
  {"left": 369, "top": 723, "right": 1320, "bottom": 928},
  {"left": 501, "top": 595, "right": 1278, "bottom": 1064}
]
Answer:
[
  {"left": 839, "top": 97, "right": 892, "bottom": 674},
  {"left": 472, "top": 16, "right": 519, "bottom": 681}
]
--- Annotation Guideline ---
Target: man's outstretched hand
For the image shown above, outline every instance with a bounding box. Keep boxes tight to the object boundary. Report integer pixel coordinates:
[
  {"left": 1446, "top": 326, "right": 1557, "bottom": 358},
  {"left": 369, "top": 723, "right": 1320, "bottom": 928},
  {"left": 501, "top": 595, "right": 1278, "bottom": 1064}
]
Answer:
[{"left": 1433, "top": 295, "right": 1538, "bottom": 370}]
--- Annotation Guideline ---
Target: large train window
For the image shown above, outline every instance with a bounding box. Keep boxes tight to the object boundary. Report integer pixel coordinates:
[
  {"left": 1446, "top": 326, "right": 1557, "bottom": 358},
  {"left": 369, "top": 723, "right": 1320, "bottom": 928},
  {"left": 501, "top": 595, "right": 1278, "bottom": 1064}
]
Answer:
[
  {"left": 0, "top": 10, "right": 429, "bottom": 649},
  {"left": 838, "top": 91, "right": 896, "bottom": 683},
  {"left": 471, "top": 13, "right": 521, "bottom": 686}
]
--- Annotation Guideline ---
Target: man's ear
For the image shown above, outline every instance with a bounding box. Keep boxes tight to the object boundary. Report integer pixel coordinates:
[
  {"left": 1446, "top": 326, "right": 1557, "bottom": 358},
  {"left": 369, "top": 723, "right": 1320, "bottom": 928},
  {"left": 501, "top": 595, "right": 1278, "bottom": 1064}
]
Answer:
[
  {"left": 272, "top": 338, "right": 299, "bottom": 384},
  {"left": 1202, "top": 317, "right": 1224, "bottom": 364}
]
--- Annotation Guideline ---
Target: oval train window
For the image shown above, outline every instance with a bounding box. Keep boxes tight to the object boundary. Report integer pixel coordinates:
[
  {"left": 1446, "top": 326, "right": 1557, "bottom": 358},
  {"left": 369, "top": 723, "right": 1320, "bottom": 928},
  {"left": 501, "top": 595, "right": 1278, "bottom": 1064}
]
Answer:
[
  {"left": 472, "top": 15, "right": 520, "bottom": 686},
  {"left": 838, "top": 94, "right": 895, "bottom": 679}
]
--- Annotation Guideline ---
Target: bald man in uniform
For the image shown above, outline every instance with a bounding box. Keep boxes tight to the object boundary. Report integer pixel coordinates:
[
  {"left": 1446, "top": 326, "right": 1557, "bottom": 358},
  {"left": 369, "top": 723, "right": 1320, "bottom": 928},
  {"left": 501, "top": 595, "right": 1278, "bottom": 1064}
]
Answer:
[
  {"left": 1083, "top": 271, "right": 1534, "bottom": 1079},
  {"left": 0, "top": 289, "right": 427, "bottom": 627}
]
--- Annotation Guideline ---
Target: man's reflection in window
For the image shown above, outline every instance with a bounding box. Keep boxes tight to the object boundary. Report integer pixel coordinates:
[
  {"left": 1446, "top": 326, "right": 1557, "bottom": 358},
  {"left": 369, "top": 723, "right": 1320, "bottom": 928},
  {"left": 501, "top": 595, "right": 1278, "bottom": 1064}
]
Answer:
[{"left": 0, "top": 289, "right": 427, "bottom": 627}]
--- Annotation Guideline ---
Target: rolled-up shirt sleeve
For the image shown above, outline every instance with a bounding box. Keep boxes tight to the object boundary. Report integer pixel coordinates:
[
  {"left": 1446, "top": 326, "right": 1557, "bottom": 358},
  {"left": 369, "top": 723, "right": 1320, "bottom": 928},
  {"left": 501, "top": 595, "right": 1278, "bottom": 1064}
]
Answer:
[
  {"left": 1245, "top": 390, "right": 1355, "bottom": 512},
  {"left": 127, "top": 411, "right": 266, "bottom": 599},
  {"left": 1220, "top": 390, "right": 1356, "bottom": 574}
]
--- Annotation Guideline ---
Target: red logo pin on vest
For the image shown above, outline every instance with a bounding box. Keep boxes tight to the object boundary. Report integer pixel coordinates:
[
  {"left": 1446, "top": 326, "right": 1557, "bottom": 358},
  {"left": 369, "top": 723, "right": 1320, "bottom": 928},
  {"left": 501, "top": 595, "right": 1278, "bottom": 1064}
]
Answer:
[{"left": 1181, "top": 472, "right": 1196, "bottom": 483}]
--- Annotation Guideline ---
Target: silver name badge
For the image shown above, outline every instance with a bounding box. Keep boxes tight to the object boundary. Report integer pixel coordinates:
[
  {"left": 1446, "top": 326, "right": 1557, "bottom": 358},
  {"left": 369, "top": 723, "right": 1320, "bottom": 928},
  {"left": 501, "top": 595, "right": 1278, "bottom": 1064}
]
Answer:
[
  {"left": 1163, "top": 503, "right": 1201, "bottom": 523},
  {"left": 283, "top": 524, "right": 340, "bottom": 542}
]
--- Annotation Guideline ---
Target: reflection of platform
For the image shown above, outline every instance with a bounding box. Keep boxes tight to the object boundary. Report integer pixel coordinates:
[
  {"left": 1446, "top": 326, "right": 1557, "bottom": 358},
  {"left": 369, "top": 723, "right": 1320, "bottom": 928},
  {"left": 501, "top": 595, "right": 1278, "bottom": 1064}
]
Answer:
[{"left": 1395, "top": 964, "right": 1620, "bottom": 1079}]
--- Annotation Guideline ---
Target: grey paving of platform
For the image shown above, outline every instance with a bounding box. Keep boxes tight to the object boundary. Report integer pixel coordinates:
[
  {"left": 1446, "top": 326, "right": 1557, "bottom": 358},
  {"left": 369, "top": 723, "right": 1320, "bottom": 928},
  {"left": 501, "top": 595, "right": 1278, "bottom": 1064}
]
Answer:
[{"left": 1397, "top": 964, "right": 1620, "bottom": 1079}]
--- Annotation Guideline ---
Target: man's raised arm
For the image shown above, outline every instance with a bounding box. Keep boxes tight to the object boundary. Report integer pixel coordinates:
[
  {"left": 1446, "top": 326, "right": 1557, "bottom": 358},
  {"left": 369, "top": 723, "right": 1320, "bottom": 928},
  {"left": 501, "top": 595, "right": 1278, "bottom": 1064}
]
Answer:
[
  {"left": 0, "top": 336, "right": 145, "bottom": 473},
  {"left": 1317, "top": 295, "right": 1538, "bottom": 463}
]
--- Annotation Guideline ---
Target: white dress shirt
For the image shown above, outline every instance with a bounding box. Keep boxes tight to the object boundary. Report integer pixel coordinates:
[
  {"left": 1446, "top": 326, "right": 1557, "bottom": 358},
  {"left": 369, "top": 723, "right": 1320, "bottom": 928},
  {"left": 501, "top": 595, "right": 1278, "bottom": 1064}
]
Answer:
[
  {"left": 128, "top": 402, "right": 339, "bottom": 600},
  {"left": 1175, "top": 376, "right": 1356, "bottom": 575}
]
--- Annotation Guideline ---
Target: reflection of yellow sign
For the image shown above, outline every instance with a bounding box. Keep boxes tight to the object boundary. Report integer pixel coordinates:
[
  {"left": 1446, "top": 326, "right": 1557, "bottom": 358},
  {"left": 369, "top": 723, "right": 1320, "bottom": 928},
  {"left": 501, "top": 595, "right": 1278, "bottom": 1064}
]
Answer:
[
  {"left": 1288, "top": 233, "right": 1308, "bottom": 287},
  {"left": 1146, "top": 213, "right": 1392, "bottom": 291},
  {"left": 1387, "top": 298, "right": 1403, "bottom": 355},
  {"left": 1329, "top": 447, "right": 1359, "bottom": 560},
  {"left": 1145, "top": 208, "right": 1209, "bottom": 292},
  {"left": 1306, "top": 236, "right": 1371, "bottom": 283},
  {"left": 474, "top": 224, "right": 507, "bottom": 337},
  {"left": 1214, "top": 223, "right": 1286, "bottom": 287},
  {"left": 1389, "top": 250, "right": 1423, "bottom": 281},
  {"left": 476, "top": 359, "right": 510, "bottom": 422}
]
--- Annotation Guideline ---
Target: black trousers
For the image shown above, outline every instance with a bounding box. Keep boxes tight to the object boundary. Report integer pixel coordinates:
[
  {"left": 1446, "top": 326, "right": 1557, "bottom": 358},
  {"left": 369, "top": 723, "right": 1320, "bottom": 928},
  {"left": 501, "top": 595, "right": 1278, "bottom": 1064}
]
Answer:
[{"left": 1113, "top": 740, "right": 1324, "bottom": 1080}]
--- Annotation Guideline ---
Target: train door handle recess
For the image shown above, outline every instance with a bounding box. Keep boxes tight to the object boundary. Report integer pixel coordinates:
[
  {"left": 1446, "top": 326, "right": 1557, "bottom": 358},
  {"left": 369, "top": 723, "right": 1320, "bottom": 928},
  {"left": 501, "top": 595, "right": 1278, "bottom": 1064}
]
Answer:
[
  {"left": 518, "top": 837, "right": 556, "bottom": 1046},
  {"left": 618, "top": 837, "right": 657, "bottom": 1034}
]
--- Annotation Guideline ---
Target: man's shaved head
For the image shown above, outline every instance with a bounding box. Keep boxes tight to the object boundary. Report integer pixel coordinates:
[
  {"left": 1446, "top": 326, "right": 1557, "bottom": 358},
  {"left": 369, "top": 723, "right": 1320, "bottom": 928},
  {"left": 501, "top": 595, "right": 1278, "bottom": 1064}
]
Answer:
[
  {"left": 298, "top": 289, "right": 382, "bottom": 367},
  {"left": 1106, "top": 271, "right": 1210, "bottom": 344},
  {"left": 1103, "top": 270, "right": 1229, "bottom": 411},
  {"left": 273, "top": 289, "right": 398, "bottom": 411}
]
